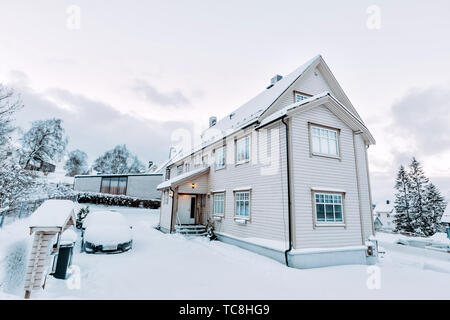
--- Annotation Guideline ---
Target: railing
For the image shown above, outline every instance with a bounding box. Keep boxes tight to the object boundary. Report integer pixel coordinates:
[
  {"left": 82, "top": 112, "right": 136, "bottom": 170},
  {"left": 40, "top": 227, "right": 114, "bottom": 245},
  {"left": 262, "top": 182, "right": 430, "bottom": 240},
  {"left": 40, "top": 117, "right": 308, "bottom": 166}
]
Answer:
[{"left": 0, "top": 195, "right": 78, "bottom": 228}]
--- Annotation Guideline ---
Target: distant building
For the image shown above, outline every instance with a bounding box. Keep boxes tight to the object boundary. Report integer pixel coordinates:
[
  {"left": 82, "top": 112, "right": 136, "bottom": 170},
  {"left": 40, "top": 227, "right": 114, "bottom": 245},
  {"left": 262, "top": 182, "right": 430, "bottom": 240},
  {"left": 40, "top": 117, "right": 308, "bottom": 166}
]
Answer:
[
  {"left": 25, "top": 156, "right": 56, "bottom": 173},
  {"left": 74, "top": 173, "right": 163, "bottom": 200},
  {"left": 374, "top": 200, "right": 396, "bottom": 231}
]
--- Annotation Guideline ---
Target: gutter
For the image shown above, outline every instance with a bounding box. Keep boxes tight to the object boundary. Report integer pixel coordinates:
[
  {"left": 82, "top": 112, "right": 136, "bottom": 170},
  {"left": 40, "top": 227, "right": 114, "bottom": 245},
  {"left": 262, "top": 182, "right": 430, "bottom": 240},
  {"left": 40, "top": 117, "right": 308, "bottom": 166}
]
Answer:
[
  {"left": 281, "top": 116, "right": 293, "bottom": 267},
  {"left": 255, "top": 115, "right": 293, "bottom": 266}
]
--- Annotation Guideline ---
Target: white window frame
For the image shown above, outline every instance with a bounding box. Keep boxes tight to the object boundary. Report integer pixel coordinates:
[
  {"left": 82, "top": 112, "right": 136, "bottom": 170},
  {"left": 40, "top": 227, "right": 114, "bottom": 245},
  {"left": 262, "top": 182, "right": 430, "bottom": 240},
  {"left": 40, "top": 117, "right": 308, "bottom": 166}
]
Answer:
[
  {"left": 213, "top": 192, "right": 225, "bottom": 217},
  {"left": 234, "top": 191, "right": 251, "bottom": 220},
  {"left": 309, "top": 124, "right": 340, "bottom": 158},
  {"left": 215, "top": 146, "right": 226, "bottom": 170},
  {"left": 313, "top": 191, "right": 345, "bottom": 226},
  {"left": 236, "top": 135, "right": 250, "bottom": 164}
]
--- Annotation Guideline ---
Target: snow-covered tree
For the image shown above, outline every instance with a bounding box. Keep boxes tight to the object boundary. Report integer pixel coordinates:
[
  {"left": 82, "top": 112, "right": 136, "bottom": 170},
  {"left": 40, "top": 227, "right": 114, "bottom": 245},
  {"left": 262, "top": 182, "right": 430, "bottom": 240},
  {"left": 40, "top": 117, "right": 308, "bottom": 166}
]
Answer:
[
  {"left": 0, "top": 85, "right": 23, "bottom": 150},
  {"left": 393, "top": 165, "right": 414, "bottom": 233},
  {"left": 64, "top": 149, "right": 89, "bottom": 176},
  {"left": 92, "top": 145, "right": 145, "bottom": 174},
  {"left": 422, "top": 183, "right": 447, "bottom": 236},
  {"left": 20, "top": 118, "right": 68, "bottom": 169},
  {"left": 393, "top": 158, "right": 447, "bottom": 236}
]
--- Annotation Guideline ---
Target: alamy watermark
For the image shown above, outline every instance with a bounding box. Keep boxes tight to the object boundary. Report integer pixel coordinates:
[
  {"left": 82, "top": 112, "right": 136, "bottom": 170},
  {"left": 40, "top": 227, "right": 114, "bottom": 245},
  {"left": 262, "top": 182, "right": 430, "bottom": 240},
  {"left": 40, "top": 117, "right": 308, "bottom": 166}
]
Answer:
[
  {"left": 66, "top": 5, "right": 81, "bottom": 30},
  {"left": 366, "top": 5, "right": 381, "bottom": 30}
]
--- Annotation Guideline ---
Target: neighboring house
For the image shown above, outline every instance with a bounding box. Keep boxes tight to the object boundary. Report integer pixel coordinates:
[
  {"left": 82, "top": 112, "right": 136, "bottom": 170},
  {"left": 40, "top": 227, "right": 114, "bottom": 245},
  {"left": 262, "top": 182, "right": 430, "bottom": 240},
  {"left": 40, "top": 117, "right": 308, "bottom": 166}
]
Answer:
[
  {"left": 439, "top": 205, "right": 450, "bottom": 233},
  {"left": 373, "top": 200, "right": 396, "bottom": 232},
  {"left": 157, "top": 55, "right": 376, "bottom": 269},
  {"left": 25, "top": 156, "right": 56, "bottom": 173},
  {"left": 74, "top": 173, "right": 163, "bottom": 200}
]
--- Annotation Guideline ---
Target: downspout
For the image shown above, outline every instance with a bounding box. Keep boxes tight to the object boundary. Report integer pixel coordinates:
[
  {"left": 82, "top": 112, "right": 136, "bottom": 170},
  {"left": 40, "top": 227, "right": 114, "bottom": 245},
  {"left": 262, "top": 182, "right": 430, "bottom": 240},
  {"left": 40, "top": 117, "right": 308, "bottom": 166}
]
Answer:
[
  {"left": 281, "top": 116, "right": 293, "bottom": 267},
  {"left": 169, "top": 186, "right": 175, "bottom": 234}
]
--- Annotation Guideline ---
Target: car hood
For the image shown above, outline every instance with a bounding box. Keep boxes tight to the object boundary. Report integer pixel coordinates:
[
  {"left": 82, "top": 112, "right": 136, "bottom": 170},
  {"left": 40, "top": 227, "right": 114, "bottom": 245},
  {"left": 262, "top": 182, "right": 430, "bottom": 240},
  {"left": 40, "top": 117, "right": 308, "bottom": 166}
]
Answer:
[{"left": 84, "top": 225, "right": 132, "bottom": 246}]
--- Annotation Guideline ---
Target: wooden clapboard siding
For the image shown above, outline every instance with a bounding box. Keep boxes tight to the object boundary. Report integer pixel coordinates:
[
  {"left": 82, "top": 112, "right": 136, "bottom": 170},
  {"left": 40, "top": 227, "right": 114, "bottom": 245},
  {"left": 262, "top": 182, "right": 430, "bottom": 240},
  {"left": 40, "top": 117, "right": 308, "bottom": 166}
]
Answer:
[
  {"left": 209, "top": 123, "right": 289, "bottom": 243},
  {"left": 290, "top": 105, "right": 363, "bottom": 249}
]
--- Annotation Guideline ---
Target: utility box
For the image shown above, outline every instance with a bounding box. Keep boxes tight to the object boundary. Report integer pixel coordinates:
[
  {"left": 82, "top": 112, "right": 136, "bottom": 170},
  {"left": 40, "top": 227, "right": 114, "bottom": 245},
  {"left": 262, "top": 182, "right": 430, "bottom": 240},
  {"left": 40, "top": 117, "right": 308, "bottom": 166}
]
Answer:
[{"left": 53, "top": 243, "right": 74, "bottom": 279}]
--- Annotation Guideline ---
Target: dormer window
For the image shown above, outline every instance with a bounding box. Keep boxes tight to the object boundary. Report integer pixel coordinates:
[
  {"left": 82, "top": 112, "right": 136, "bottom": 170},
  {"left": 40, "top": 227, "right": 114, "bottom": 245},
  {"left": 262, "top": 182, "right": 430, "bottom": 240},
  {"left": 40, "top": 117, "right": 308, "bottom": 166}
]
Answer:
[{"left": 294, "top": 91, "right": 312, "bottom": 103}]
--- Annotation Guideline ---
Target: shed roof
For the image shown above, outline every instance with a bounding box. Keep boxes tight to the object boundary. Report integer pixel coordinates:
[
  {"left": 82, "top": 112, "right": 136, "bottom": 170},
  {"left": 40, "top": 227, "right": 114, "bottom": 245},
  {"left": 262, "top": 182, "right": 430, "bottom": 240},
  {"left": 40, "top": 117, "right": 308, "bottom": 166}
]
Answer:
[
  {"left": 157, "top": 166, "right": 210, "bottom": 190},
  {"left": 29, "top": 200, "right": 76, "bottom": 230}
]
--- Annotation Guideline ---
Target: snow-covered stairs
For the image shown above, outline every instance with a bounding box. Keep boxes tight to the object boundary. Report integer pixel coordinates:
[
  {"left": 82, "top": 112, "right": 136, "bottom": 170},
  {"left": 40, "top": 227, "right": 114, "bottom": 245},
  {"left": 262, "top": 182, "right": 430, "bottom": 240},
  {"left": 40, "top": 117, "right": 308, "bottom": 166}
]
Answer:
[{"left": 175, "top": 224, "right": 207, "bottom": 236}]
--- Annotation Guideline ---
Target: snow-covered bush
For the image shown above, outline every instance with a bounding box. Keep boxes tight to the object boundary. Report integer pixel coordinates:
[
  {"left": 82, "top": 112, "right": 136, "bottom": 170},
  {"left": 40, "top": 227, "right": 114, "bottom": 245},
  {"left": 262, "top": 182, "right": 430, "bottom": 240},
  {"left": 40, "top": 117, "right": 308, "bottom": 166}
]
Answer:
[
  {"left": 75, "top": 192, "right": 160, "bottom": 209},
  {"left": 0, "top": 220, "right": 32, "bottom": 296}
]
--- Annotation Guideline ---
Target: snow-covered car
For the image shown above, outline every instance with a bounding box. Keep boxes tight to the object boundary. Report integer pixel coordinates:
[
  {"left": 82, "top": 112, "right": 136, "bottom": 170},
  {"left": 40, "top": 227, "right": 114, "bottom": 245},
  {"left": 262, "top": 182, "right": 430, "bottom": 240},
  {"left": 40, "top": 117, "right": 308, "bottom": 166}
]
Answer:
[{"left": 82, "top": 211, "right": 133, "bottom": 253}]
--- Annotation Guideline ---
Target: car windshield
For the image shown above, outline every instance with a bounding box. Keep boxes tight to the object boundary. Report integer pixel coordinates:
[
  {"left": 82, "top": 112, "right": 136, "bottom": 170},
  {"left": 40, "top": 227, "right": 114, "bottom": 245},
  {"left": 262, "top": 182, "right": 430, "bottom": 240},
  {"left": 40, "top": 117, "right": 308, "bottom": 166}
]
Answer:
[{"left": 84, "top": 211, "right": 126, "bottom": 227}]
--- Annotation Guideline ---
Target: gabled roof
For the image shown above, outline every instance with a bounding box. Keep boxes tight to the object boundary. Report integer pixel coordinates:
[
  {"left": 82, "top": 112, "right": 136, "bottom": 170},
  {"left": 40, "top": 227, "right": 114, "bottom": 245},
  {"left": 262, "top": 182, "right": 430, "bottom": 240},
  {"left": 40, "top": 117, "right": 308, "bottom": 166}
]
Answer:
[
  {"left": 257, "top": 92, "right": 375, "bottom": 145},
  {"left": 203, "top": 55, "right": 321, "bottom": 137},
  {"left": 374, "top": 201, "right": 394, "bottom": 213},
  {"left": 164, "top": 55, "right": 370, "bottom": 167}
]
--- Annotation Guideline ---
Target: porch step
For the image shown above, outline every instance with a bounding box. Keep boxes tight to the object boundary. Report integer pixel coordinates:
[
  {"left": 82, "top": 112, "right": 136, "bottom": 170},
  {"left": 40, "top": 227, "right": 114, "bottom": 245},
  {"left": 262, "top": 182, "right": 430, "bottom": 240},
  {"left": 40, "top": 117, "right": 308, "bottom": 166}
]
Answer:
[{"left": 175, "top": 224, "right": 207, "bottom": 236}]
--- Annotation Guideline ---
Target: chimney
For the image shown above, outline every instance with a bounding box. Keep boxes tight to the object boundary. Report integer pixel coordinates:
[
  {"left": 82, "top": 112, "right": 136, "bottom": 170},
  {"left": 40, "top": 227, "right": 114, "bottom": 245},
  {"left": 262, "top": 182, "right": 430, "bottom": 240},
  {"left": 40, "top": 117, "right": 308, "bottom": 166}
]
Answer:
[
  {"left": 267, "top": 74, "right": 283, "bottom": 89},
  {"left": 386, "top": 200, "right": 390, "bottom": 205},
  {"left": 209, "top": 116, "right": 217, "bottom": 128}
]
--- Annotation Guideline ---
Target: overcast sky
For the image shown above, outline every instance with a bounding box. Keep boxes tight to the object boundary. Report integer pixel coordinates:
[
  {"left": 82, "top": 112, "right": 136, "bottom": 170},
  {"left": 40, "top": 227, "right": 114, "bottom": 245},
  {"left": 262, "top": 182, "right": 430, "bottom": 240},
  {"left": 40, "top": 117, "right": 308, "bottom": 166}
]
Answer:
[{"left": 1, "top": 0, "right": 449, "bottom": 205}]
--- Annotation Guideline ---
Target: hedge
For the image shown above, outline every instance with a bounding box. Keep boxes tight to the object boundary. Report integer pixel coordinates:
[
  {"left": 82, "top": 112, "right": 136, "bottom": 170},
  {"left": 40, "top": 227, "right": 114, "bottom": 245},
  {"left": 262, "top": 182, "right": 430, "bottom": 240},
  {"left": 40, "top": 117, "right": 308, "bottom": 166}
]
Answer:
[{"left": 75, "top": 192, "right": 160, "bottom": 209}]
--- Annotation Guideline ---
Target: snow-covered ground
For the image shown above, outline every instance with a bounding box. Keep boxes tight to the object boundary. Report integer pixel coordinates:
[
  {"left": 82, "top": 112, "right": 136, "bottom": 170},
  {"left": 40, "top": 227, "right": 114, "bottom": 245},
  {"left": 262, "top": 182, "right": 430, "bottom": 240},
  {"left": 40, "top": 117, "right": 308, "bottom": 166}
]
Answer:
[{"left": 2, "top": 205, "right": 450, "bottom": 299}]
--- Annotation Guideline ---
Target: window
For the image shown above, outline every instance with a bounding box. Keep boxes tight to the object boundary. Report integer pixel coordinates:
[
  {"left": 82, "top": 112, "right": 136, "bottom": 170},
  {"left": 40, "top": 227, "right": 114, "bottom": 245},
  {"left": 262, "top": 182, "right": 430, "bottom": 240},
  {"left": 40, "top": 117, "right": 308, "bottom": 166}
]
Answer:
[
  {"left": 310, "top": 125, "right": 339, "bottom": 157},
  {"left": 215, "top": 146, "right": 226, "bottom": 169},
  {"left": 235, "top": 191, "right": 250, "bottom": 218},
  {"left": 202, "top": 155, "right": 209, "bottom": 167},
  {"left": 185, "top": 163, "right": 190, "bottom": 172},
  {"left": 236, "top": 136, "right": 250, "bottom": 164},
  {"left": 100, "top": 177, "right": 128, "bottom": 195},
  {"left": 194, "top": 155, "right": 202, "bottom": 168},
  {"left": 213, "top": 193, "right": 225, "bottom": 216},
  {"left": 165, "top": 167, "right": 171, "bottom": 180},
  {"left": 294, "top": 91, "right": 311, "bottom": 103},
  {"left": 314, "top": 193, "right": 343, "bottom": 223},
  {"left": 163, "top": 191, "right": 169, "bottom": 204},
  {"left": 177, "top": 165, "right": 183, "bottom": 175}
]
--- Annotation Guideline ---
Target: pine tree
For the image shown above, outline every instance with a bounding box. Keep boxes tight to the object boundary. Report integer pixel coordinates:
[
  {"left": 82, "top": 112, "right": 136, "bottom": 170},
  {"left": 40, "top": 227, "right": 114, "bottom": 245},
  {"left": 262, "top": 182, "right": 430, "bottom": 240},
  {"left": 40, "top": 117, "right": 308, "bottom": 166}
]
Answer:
[
  {"left": 393, "top": 165, "right": 414, "bottom": 233},
  {"left": 422, "top": 183, "right": 447, "bottom": 236},
  {"left": 407, "top": 158, "right": 430, "bottom": 236}
]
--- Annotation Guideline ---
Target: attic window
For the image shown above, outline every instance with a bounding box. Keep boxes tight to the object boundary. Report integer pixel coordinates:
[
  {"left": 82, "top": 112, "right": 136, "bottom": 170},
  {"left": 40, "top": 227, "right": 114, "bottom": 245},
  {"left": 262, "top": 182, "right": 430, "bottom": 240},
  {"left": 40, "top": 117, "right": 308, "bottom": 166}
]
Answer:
[{"left": 294, "top": 91, "right": 312, "bottom": 103}]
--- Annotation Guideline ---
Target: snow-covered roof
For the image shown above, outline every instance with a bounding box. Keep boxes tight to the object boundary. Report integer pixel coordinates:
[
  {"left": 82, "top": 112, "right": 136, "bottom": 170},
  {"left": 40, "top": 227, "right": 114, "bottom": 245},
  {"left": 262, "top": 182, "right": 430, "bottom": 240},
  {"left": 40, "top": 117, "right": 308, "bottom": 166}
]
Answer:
[
  {"left": 206, "top": 55, "right": 321, "bottom": 135},
  {"left": 164, "top": 55, "right": 322, "bottom": 167},
  {"left": 375, "top": 201, "right": 394, "bottom": 213},
  {"left": 257, "top": 92, "right": 375, "bottom": 144},
  {"left": 440, "top": 205, "right": 450, "bottom": 223},
  {"left": 29, "top": 200, "right": 76, "bottom": 229},
  {"left": 157, "top": 166, "right": 210, "bottom": 190}
]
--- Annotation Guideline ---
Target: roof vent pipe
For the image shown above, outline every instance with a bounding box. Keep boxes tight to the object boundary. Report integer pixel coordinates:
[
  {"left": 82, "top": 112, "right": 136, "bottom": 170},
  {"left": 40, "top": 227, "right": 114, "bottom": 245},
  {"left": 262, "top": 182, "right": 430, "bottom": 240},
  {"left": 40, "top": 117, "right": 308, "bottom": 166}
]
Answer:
[{"left": 267, "top": 74, "right": 283, "bottom": 89}]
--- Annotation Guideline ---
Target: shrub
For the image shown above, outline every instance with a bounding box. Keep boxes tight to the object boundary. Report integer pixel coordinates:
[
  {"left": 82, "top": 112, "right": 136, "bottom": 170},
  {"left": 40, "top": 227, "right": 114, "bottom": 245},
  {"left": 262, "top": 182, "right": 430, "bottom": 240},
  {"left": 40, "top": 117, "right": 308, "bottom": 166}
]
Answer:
[{"left": 75, "top": 192, "right": 160, "bottom": 209}]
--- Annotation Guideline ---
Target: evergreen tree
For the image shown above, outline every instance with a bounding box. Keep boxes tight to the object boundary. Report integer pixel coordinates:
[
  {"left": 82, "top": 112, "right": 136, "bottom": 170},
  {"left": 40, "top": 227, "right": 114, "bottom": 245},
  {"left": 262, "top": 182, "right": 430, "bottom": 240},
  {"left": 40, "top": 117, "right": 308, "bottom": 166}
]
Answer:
[
  {"left": 407, "top": 158, "right": 430, "bottom": 236},
  {"left": 393, "top": 165, "right": 414, "bottom": 233},
  {"left": 422, "top": 183, "right": 447, "bottom": 236}
]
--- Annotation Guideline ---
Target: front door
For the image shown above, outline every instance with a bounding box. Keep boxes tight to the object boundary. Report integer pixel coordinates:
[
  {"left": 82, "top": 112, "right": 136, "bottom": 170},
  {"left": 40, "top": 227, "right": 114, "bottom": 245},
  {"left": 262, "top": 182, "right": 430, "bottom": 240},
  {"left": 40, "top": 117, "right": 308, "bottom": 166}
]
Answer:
[{"left": 177, "top": 195, "right": 196, "bottom": 224}]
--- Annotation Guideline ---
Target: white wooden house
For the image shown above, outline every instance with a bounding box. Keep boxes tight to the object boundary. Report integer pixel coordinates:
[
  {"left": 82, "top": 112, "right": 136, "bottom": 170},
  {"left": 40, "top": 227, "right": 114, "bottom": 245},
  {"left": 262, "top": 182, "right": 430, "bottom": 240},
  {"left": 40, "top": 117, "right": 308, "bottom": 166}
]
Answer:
[
  {"left": 373, "top": 200, "right": 396, "bottom": 231},
  {"left": 157, "top": 55, "right": 377, "bottom": 268}
]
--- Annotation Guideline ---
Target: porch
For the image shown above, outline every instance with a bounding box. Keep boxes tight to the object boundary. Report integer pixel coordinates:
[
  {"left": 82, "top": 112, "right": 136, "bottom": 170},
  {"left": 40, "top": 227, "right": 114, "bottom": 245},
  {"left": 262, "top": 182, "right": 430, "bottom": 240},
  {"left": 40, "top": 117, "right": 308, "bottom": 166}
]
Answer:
[{"left": 157, "top": 167, "right": 210, "bottom": 234}]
